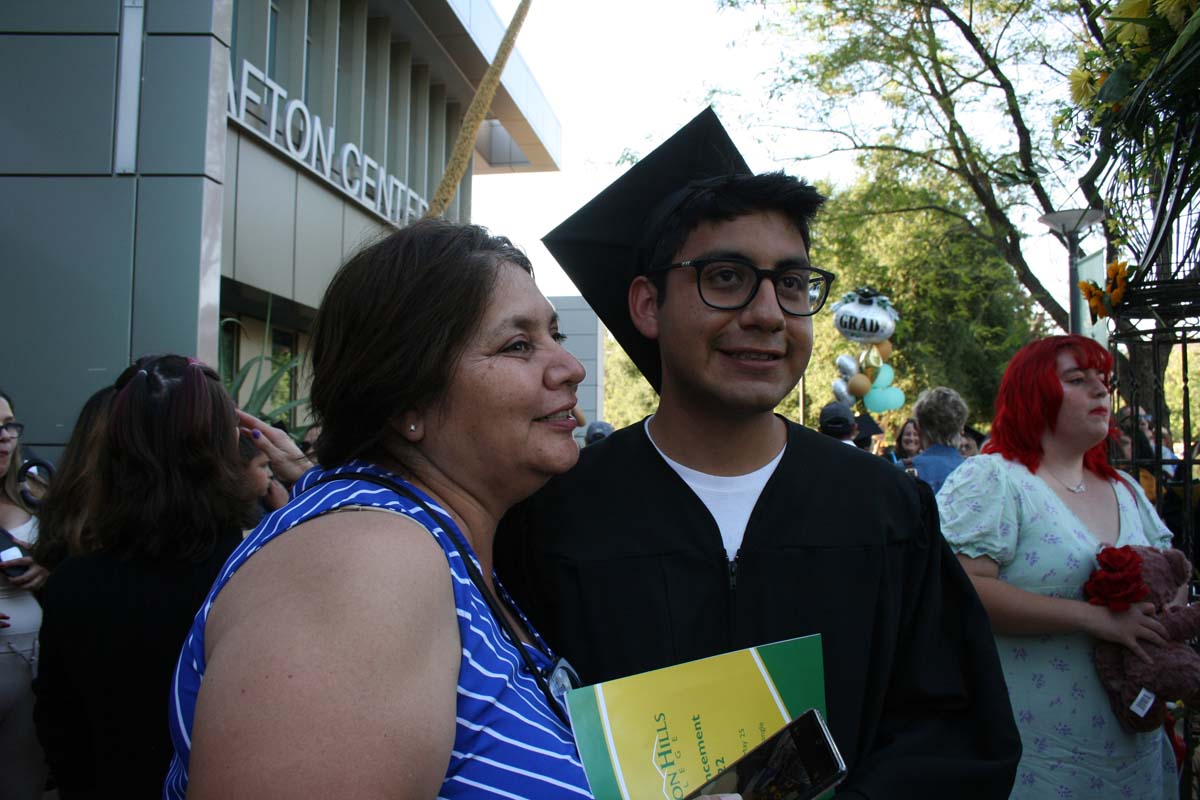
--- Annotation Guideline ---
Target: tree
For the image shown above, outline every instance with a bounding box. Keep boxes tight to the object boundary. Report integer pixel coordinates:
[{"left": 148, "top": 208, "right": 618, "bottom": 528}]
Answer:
[
  {"left": 721, "top": 0, "right": 1107, "bottom": 330},
  {"left": 720, "top": 0, "right": 1183, "bottom": 410},
  {"left": 603, "top": 334, "right": 658, "bottom": 428},
  {"left": 802, "top": 158, "right": 1042, "bottom": 430}
]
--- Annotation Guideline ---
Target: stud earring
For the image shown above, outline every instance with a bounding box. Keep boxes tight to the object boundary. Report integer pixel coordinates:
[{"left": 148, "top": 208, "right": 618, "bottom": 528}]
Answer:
[{"left": 409, "top": 424, "right": 416, "bottom": 432}]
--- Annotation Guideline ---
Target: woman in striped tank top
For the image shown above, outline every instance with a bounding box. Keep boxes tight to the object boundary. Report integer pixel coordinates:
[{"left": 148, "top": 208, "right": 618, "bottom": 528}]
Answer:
[{"left": 166, "top": 220, "right": 593, "bottom": 799}]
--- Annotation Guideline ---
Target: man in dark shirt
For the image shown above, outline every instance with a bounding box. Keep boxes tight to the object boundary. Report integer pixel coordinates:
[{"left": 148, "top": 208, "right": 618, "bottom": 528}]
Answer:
[{"left": 497, "top": 108, "right": 1020, "bottom": 798}]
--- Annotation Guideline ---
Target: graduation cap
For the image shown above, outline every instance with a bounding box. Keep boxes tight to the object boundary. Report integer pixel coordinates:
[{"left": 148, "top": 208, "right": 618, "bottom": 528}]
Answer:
[{"left": 542, "top": 107, "right": 751, "bottom": 392}]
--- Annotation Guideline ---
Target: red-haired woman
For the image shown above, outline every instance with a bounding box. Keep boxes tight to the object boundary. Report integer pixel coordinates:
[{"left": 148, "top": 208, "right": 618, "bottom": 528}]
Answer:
[{"left": 938, "top": 335, "right": 1178, "bottom": 799}]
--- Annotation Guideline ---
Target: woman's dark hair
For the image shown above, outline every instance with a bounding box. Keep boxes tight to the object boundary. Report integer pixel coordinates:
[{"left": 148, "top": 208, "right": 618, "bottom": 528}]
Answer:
[
  {"left": 238, "top": 433, "right": 260, "bottom": 464},
  {"left": 33, "top": 385, "right": 116, "bottom": 569},
  {"left": 645, "top": 172, "right": 826, "bottom": 301},
  {"left": 0, "top": 388, "right": 33, "bottom": 514},
  {"left": 893, "top": 418, "right": 921, "bottom": 460},
  {"left": 309, "top": 218, "right": 532, "bottom": 469},
  {"left": 90, "top": 355, "right": 255, "bottom": 560}
]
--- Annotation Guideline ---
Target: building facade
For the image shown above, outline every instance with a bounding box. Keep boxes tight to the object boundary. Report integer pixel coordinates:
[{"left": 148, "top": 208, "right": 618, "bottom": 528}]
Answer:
[{"left": 1, "top": 0, "right": 564, "bottom": 454}]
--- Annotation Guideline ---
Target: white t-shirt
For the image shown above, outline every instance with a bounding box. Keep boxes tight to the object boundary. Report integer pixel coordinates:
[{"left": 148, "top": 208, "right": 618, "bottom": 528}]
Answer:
[{"left": 645, "top": 418, "right": 784, "bottom": 560}]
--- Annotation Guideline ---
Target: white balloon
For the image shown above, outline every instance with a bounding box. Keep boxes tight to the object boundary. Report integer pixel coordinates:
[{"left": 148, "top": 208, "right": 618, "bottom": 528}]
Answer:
[
  {"left": 832, "top": 378, "right": 852, "bottom": 406},
  {"left": 835, "top": 354, "right": 860, "bottom": 380}
]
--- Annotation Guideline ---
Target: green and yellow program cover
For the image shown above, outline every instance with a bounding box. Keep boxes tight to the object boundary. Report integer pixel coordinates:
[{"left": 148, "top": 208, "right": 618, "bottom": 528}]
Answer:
[{"left": 566, "top": 634, "right": 825, "bottom": 800}]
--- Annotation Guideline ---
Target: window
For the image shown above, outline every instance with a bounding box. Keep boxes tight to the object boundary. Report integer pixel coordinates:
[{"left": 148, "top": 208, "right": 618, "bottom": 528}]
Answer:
[
  {"left": 303, "top": 0, "right": 313, "bottom": 103},
  {"left": 218, "top": 319, "right": 240, "bottom": 395},
  {"left": 267, "top": 1, "right": 280, "bottom": 80},
  {"left": 271, "top": 328, "right": 298, "bottom": 428}
]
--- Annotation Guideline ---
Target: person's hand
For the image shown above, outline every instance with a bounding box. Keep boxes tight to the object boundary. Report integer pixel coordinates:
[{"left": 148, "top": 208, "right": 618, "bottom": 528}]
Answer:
[
  {"left": 265, "top": 476, "right": 290, "bottom": 511},
  {"left": 2, "top": 539, "right": 50, "bottom": 591},
  {"left": 1086, "top": 601, "right": 1169, "bottom": 663},
  {"left": 237, "top": 410, "right": 313, "bottom": 485}
]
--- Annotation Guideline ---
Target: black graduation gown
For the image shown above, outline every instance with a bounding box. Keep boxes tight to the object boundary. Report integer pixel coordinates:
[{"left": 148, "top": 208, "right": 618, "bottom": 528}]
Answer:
[{"left": 496, "top": 419, "right": 1021, "bottom": 799}]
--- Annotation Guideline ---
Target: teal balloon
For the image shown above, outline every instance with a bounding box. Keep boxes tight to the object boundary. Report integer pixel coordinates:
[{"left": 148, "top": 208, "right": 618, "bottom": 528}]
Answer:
[
  {"left": 863, "top": 389, "right": 887, "bottom": 413},
  {"left": 872, "top": 364, "right": 894, "bottom": 389},
  {"left": 864, "top": 385, "right": 906, "bottom": 413}
]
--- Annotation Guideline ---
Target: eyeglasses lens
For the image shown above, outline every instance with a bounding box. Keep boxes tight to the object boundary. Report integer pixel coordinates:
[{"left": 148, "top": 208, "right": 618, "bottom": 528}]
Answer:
[
  {"left": 698, "top": 261, "right": 827, "bottom": 315},
  {"left": 0, "top": 423, "right": 23, "bottom": 439}
]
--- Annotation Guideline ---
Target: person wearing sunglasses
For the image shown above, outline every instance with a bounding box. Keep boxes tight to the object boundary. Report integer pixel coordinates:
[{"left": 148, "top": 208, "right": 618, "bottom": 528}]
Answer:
[
  {"left": 165, "top": 220, "right": 593, "bottom": 799},
  {"left": 496, "top": 109, "right": 1020, "bottom": 799},
  {"left": 0, "top": 389, "right": 49, "bottom": 799}
]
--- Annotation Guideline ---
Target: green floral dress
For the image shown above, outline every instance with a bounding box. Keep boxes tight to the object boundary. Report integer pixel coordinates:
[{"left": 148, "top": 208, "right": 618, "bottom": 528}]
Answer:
[{"left": 938, "top": 454, "right": 1177, "bottom": 800}]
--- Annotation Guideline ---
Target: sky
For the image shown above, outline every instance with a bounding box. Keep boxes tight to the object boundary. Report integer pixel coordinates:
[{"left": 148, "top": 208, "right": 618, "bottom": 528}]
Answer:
[{"left": 470, "top": 0, "right": 1102, "bottom": 319}]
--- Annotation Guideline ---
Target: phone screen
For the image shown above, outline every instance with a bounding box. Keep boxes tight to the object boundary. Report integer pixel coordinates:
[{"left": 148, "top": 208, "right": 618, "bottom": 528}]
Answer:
[{"left": 682, "top": 709, "right": 846, "bottom": 800}]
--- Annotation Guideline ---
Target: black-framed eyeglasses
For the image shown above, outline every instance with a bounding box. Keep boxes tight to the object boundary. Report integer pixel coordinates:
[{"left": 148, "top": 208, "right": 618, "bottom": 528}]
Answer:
[
  {"left": 650, "top": 257, "right": 836, "bottom": 317},
  {"left": 0, "top": 422, "right": 24, "bottom": 439}
]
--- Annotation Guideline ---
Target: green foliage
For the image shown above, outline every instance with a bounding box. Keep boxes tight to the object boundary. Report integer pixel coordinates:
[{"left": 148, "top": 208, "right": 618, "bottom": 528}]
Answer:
[
  {"left": 218, "top": 297, "right": 311, "bottom": 437},
  {"left": 602, "top": 334, "right": 658, "bottom": 428},
  {"left": 803, "top": 157, "right": 1041, "bottom": 430},
  {"left": 1163, "top": 343, "right": 1200, "bottom": 442},
  {"left": 719, "top": 0, "right": 1099, "bottom": 330}
]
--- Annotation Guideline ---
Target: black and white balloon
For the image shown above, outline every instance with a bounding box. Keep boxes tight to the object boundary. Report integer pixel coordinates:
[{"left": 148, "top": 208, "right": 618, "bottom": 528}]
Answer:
[{"left": 831, "top": 287, "right": 899, "bottom": 345}]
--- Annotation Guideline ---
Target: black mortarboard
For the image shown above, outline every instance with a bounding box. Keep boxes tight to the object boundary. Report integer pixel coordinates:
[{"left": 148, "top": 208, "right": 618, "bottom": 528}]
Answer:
[{"left": 542, "top": 107, "right": 752, "bottom": 392}]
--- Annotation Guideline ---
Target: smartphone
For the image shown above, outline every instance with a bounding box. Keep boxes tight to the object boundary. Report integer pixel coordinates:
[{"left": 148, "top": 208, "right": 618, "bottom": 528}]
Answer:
[
  {"left": 683, "top": 709, "right": 846, "bottom": 800},
  {"left": 0, "top": 527, "right": 30, "bottom": 578}
]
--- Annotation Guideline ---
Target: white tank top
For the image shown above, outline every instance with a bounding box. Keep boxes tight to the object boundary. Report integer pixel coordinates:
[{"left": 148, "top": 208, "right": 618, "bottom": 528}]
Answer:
[{"left": 0, "top": 517, "right": 42, "bottom": 647}]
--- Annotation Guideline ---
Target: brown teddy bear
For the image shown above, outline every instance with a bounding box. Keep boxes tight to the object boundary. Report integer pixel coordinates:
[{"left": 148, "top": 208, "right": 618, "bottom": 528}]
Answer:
[{"left": 1091, "top": 545, "right": 1200, "bottom": 733}]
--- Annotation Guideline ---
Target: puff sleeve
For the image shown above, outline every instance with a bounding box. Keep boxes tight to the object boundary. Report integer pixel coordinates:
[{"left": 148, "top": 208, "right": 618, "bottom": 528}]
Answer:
[
  {"left": 1122, "top": 474, "right": 1176, "bottom": 550},
  {"left": 937, "top": 454, "right": 1022, "bottom": 566}
]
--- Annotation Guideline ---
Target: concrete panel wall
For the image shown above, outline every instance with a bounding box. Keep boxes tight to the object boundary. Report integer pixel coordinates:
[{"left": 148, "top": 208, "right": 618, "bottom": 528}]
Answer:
[
  {"left": 294, "top": 173, "right": 346, "bottom": 308},
  {"left": 0, "top": 36, "right": 118, "bottom": 174},
  {"left": 146, "top": 0, "right": 231, "bottom": 39},
  {"left": 0, "top": 177, "right": 136, "bottom": 447},
  {"left": 234, "top": 140, "right": 297, "bottom": 298},
  {"left": 0, "top": 2, "right": 120, "bottom": 33},
  {"left": 132, "top": 177, "right": 207, "bottom": 357},
  {"left": 342, "top": 204, "right": 384, "bottom": 259},
  {"left": 140, "top": 36, "right": 221, "bottom": 175},
  {"left": 221, "top": 130, "right": 240, "bottom": 278}
]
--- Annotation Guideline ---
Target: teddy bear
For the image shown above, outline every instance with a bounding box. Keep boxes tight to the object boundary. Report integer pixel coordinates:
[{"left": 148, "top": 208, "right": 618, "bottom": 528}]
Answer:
[{"left": 1091, "top": 545, "right": 1200, "bottom": 733}]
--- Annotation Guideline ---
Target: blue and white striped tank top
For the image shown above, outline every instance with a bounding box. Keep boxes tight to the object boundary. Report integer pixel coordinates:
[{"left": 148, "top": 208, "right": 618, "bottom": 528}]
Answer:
[{"left": 164, "top": 461, "right": 592, "bottom": 799}]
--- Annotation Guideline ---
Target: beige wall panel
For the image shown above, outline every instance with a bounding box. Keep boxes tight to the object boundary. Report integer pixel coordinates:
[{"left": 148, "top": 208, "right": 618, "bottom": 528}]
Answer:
[
  {"left": 342, "top": 203, "right": 384, "bottom": 260},
  {"left": 234, "top": 141, "right": 297, "bottom": 298},
  {"left": 294, "top": 173, "right": 346, "bottom": 308},
  {"left": 221, "top": 130, "right": 239, "bottom": 278}
]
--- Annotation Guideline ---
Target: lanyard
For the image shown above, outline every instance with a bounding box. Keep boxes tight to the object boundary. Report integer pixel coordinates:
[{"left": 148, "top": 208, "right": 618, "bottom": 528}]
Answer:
[{"left": 307, "top": 470, "right": 575, "bottom": 727}]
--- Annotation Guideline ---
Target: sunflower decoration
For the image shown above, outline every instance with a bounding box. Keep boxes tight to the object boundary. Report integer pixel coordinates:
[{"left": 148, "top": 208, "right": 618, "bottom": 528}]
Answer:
[{"left": 1078, "top": 259, "right": 1134, "bottom": 321}]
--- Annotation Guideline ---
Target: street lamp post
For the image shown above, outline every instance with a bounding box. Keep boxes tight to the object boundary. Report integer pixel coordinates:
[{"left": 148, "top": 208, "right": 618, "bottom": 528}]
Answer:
[{"left": 1038, "top": 208, "right": 1105, "bottom": 334}]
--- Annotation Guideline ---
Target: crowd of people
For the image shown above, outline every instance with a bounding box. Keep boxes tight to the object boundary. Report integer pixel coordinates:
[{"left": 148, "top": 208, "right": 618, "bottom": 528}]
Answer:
[{"left": 0, "top": 108, "right": 1191, "bottom": 800}]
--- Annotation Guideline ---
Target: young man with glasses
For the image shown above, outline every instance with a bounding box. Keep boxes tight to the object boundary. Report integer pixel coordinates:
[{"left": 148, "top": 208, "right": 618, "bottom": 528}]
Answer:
[{"left": 496, "top": 109, "right": 1020, "bottom": 798}]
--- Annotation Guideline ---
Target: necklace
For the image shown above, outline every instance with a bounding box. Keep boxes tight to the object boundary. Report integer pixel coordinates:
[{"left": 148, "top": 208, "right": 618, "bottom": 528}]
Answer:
[{"left": 1043, "top": 468, "right": 1086, "bottom": 494}]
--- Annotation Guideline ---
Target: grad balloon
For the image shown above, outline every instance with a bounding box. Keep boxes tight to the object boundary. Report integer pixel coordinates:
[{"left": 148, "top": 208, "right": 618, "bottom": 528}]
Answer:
[
  {"left": 835, "top": 354, "right": 860, "bottom": 381},
  {"left": 832, "top": 378, "right": 852, "bottom": 406},
  {"left": 863, "top": 363, "right": 906, "bottom": 412},
  {"left": 831, "top": 287, "right": 900, "bottom": 345},
  {"left": 847, "top": 373, "right": 872, "bottom": 398}
]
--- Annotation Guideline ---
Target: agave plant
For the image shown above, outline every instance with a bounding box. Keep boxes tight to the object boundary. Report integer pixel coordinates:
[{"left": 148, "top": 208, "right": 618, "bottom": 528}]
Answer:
[{"left": 218, "top": 296, "right": 312, "bottom": 439}]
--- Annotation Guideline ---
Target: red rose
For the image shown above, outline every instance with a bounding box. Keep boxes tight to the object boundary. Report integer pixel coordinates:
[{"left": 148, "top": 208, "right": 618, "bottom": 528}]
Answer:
[
  {"left": 1083, "top": 546, "right": 1149, "bottom": 612},
  {"left": 1096, "top": 546, "right": 1142, "bottom": 575}
]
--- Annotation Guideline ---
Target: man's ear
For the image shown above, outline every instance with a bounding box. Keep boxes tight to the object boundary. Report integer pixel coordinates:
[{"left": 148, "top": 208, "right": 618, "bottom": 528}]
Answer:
[{"left": 629, "top": 276, "right": 661, "bottom": 340}]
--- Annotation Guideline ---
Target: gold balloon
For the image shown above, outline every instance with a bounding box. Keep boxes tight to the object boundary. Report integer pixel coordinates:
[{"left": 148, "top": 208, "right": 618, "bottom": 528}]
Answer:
[
  {"left": 875, "top": 340, "right": 893, "bottom": 360},
  {"left": 847, "top": 373, "right": 872, "bottom": 398}
]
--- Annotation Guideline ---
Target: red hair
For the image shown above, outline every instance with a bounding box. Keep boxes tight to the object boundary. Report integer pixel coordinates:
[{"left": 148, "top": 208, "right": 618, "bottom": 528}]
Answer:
[{"left": 983, "top": 335, "right": 1118, "bottom": 481}]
